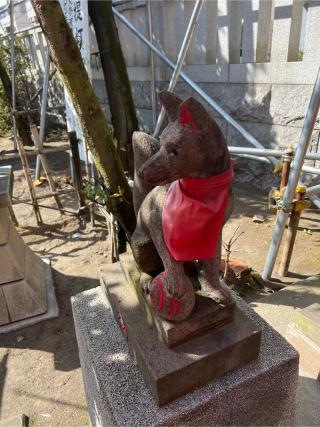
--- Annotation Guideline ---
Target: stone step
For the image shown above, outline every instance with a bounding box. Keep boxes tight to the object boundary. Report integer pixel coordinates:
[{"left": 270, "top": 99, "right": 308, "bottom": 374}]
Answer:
[
  {"left": 252, "top": 275, "right": 320, "bottom": 337},
  {"left": 252, "top": 276, "right": 320, "bottom": 425},
  {"left": 295, "top": 303, "right": 320, "bottom": 347},
  {"left": 286, "top": 323, "right": 320, "bottom": 381}
]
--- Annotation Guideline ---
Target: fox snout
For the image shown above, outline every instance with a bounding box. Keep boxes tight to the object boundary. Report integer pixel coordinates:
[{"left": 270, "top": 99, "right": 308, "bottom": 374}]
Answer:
[{"left": 138, "top": 149, "right": 174, "bottom": 186}]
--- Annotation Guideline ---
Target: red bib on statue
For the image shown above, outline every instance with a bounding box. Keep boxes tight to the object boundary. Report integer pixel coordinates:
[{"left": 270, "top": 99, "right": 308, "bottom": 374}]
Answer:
[{"left": 162, "top": 167, "right": 233, "bottom": 262}]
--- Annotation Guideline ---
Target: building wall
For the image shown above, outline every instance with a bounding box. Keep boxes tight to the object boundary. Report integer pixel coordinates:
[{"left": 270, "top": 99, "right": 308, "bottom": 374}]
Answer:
[
  {"left": 93, "top": 0, "right": 320, "bottom": 190},
  {"left": 2, "top": 0, "right": 319, "bottom": 189}
]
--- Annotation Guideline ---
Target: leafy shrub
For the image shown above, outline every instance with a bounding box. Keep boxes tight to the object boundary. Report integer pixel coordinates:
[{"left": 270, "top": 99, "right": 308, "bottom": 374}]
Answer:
[{"left": 0, "top": 35, "right": 38, "bottom": 134}]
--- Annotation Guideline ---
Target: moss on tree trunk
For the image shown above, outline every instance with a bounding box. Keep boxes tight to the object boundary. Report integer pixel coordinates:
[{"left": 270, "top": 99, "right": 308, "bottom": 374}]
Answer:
[
  {"left": 31, "top": 0, "right": 136, "bottom": 236},
  {"left": 88, "top": 0, "right": 139, "bottom": 177},
  {"left": 0, "top": 58, "right": 33, "bottom": 146}
]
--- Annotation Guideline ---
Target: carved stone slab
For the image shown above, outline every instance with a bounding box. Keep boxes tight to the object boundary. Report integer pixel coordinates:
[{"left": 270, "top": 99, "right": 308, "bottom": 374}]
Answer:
[
  {"left": 119, "top": 252, "right": 235, "bottom": 347},
  {"left": 100, "top": 261, "right": 261, "bottom": 406},
  {"left": 295, "top": 302, "right": 320, "bottom": 347}
]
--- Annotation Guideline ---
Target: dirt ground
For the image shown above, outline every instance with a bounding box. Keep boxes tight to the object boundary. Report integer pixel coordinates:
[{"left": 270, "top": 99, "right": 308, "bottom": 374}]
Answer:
[{"left": 0, "top": 138, "right": 319, "bottom": 426}]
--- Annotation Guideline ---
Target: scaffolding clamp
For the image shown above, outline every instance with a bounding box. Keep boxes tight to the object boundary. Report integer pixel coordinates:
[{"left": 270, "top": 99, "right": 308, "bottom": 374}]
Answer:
[
  {"left": 278, "top": 199, "right": 295, "bottom": 213},
  {"left": 269, "top": 185, "right": 311, "bottom": 213},
  {"left": 293, "top": 185, "right": 311, "bottom": 212},
  {"left": 268, "top": 188, "right": 291, "bottom": 211},
  {"left": 294, "top": 199, "right": 311, "bottom": 212}
]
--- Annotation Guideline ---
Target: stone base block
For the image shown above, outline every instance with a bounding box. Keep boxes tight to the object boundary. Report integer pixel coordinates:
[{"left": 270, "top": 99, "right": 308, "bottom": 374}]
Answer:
[
  {"left": 101, "top": 262, "right": 261, "bottom": 405},
  {"left": 72, "top": 284, "right": 299, "bottom": 426},
  {"left": 119, "top": 252, "right": 236, "bottom": 347}
]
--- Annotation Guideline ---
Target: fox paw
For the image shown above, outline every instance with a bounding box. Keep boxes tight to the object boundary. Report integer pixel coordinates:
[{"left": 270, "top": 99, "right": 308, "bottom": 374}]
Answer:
[{"left": 210, "top": 285, "right": 235, "bottom": 306}]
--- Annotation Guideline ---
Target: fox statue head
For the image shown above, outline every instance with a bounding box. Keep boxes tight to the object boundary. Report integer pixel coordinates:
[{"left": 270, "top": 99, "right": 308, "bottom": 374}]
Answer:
[{"left": 138, "top": 91, "right": 231, "bottom": 186}]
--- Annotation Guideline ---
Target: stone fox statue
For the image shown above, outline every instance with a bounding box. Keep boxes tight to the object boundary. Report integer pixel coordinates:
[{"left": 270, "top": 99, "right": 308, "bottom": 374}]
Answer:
[{"left": 131, "top": 91, "right": 234, "bottom": 322}]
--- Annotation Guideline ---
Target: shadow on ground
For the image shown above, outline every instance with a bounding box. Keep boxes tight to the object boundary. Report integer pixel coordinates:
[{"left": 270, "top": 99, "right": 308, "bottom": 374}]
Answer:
[{"left": 0, "top": 269, "right": 99, "bottom": 373}]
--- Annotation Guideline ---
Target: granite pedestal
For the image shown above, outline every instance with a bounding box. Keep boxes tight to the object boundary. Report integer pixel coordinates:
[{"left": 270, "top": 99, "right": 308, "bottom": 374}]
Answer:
[
  {"left": 100, "top": 262, "right": 261, "bottom": 405},
  {"left": 72, "top": 282, "right": 299, "bottom": 425}
]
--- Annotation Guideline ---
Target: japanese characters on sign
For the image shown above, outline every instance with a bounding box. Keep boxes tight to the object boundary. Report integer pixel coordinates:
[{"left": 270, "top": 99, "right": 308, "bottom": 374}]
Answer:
[
  {"left": 61, "top": 0, "right": 90, "bottom": 70},
  {"left": 59, "top": 0, "right": 91, "bottom": 161}
]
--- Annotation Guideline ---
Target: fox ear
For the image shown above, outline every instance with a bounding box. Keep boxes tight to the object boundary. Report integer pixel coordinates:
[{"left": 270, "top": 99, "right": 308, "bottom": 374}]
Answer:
[
  {"left": 178, "top": 97, "right": 211, "bottom": 132},
  {"left": 158, "top": 91, "right": 183, "bottom": 122}
]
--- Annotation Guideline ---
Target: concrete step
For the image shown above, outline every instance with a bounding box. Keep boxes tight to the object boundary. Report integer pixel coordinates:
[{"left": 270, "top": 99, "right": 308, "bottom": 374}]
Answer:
[
  {"left": 286, "top": 323, "right": 320, "bottom": 380},
  {"left": 251, "top": 276, "right": 320, "bottom": 426},
  {"left": 295, "top": 303, "right": 320, "bottom": 347},
  {"left": 252, "top": 275, "right": 320, "bottom": 336}
]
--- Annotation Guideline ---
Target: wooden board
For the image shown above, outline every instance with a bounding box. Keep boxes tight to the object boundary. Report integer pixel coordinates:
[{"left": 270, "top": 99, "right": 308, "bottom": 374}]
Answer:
[
  {"left": 2, "top": 280, "right": 47, "bottom": 322},
  {"left": 0, "top": 247, "right": 24, "bottom": 285},
  {"left": 0, "top": 287, "right": 10, "bottom": 326},
  {"left": 0, "top": 204, "right": 48, "bottom": 323},
  {"left": 0, "top": 207, "right": 9, "bottom": 244},
  {"left": 24, "top": 246, "right": 46, "bottom": 303},
  {"left": 7, "top": 219, "right": 25, "bottom": 273}
]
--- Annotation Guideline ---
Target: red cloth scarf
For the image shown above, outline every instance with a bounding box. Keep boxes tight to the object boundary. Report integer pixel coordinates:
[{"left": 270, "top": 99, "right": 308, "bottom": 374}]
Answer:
[{"left": 162, "top": 166, "right": 233, "bottom": 262}]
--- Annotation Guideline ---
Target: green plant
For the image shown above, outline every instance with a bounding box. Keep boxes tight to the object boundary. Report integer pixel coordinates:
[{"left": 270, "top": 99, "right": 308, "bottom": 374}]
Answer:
[
  {"left": 0, "top": 83, "right": 12, "bottom": 134},
  {"left": 0, "top": 35, "right": 37, "bottom": 135}
]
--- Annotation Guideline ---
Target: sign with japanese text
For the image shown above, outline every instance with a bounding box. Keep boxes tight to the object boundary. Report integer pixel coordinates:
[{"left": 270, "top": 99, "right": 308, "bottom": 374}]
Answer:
[{"left": 59, "top": 0, "right": 91, "bottom": 161}]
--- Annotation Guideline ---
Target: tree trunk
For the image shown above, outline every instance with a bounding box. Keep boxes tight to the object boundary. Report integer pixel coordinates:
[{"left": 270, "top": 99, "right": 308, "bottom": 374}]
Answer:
[
  {"left": 31, "top": 0, "right": 136, "bottom": 236},
  {"left": 88, "top": 0, "right": 138, "bottom": 177},
  {"left": 0, "top": 58, "right": 33, "bottom": 146}
]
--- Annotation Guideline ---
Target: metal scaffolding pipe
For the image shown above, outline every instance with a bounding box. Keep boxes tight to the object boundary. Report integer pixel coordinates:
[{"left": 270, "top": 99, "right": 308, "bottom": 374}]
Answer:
[
  {"left": 113, "top": 7, "right": 278, "bottom": 165},
  {"left": 153, "top": 0, "right": 204, "bottom": 137},
  {"left": 14, "top": 104, "right": 65, "bottom": 116},
  {"left": 262, "top": 68, "right": 320, "bottom": 280},
  {"left": 231, "top": 149, "right": 320, "bottom": 174},
  {"left": 39, "top": 48, "right": 50, "bottom": 143},
  {"left": 306, "top": 184, "right": 320, "bottom": 196},
  {"left": 147, "top": 0, "right": 157, "bottom": 129},
  {"left": 310, "top": 194, "right": 320, "bottom": 208},
  {"left": 30, "top": 69, "right": 56, "bottom": 104},
  {"left": 112, "top": 0, "right": 132, "bottom": 6},
  {"left": 230, "top": 153, "right": 272, "bottom": 164},
  {"left": 10, "top": 0, "right": 17, "bottom": 150},
  {"left": 228, "top": 146, "right": 320, "bottom": 161},
  {"left": 301, "top": 164, "right": 320, "bottom": 175},
  {"left": 36, "top": 47, "right": 50, "bottom": 179},
  {"left": 0, "top": 24, "right": 42, "bottom": 41}
]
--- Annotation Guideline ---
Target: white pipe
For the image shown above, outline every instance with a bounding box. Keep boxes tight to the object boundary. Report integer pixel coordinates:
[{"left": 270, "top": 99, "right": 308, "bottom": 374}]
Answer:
[
  {"left": 228, "top": 146, "right": 320, "bottom": 161},
  {"left": 147, "top": 0, "right": 156, "bottom": 129},
  {"left": 262, "top": 68, "right": 320, "bottom": 280},
  {"left": 153, "top": 0, "right": 204, "bottom": 137},
  {"left": 10, "top": 0, "right": 16, "bottom": 150},
  {"left": 35, "top": 47, "right": 50, "bottom": 179},
  {"left": 301, "top": 164, "right": 320, "bottom": 175},
  {"left": 310, "top": 194, "right": 320, "bottom": 208},
  {"left": 231, "top": 153, "right": 272, "bottom": 164},
  {"left": 306, "top": 184, "right": 320, "bottom": 196}
]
